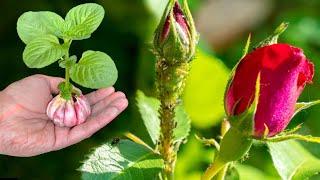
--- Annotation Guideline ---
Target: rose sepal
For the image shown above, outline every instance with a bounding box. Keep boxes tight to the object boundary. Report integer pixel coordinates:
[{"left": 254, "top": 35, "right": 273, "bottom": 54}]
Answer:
[
  {"left": 255, "top": 22, "right": 289, "bottom": 48},
  {"left": 201, "top": 73, "right": 263, "bottom": 180},
  {"left": 201, "top": 127, "right": 253, "bottom": 180}
]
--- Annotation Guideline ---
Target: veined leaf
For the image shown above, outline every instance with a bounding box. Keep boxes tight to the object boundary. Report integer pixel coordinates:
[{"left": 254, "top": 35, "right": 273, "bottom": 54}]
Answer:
[
  {"left": 70, "top": 50, "right": 118, "bottom": 89},
  {"left": 17, "top": 11, "right": 65, "bottom": 44},
  {"left": 268, "top": 140, "right": 320, "bottom": 180},
  {"left": 64, "top": 3, "right": 105, "bottom": 40},
  {"left": 136, "top": 90, "right": 161, "bottom": 145},
  {"left": 22, "top": 35, "right": 66, "bottom": 68},
  {"left": 80, "top": 140, "right": 164, "bottom": 180},
  {"left": 136, "top": 91, "right": 191, "bottom": 146}
]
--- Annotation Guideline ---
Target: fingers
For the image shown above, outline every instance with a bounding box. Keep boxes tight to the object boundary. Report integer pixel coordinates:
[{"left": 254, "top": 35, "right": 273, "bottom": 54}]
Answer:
[
  {"left": 85, "top": 87, "right": 115, "bottom": 105},
  {"left": 67, "top": 96, "right": 128, "bottom": 145},
  {"left": 91, "top": 91, "right": 126, "bottom": 114},
  {"left": 33, "top": 74, "right": 64, "bottom": 94}
]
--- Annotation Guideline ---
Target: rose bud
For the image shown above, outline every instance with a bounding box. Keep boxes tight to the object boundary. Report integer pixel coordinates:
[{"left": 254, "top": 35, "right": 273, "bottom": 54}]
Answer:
[
  {"left": 225, "top": 43, "right": 314, "bottom": 137},
  {"left": 46, "top": 93, "right": 91, "bottom": 127},
  {"left": 154, "top": 0, "right": 198, "bottom": 62}
]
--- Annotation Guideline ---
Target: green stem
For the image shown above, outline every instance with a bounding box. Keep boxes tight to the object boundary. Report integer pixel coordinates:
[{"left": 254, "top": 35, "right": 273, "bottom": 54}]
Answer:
[
  {"left": 210, "top": 120, "right": 231, "bottom": 180},
  {"left": 65, "top": 65, "right": 70, "bottom": 84},
  {"left": 156, "top": 59, "right": 189, "bottom": 180},
  {"left": 57, "top": 39, "right": 74, "bottom": 100},
  {"left": 63, "top": 39, "right": 72, "bottom": 86},
  {"left": 202, "top": 159, "right": 226, "bottom": 180},
  {"left": 159, "top": 99, "right": 176, "bottom": 180},
  {"left": 216, "top": 164, "right": 229, "bottom": 180},
  {"left": 262, "top": 134, "right": 320, "bottom": 143}
]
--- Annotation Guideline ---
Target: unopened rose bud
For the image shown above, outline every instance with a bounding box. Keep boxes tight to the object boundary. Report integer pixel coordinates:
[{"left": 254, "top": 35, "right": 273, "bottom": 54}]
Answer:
[
  {"left": 154, "top": 0, "right": 198, "bottom": 62},
  {"left": 46, "top": 93, "right": 91, "bottom": 127},
  {"left": 225, "top": 43, "right": 314, "bottom": 137}
]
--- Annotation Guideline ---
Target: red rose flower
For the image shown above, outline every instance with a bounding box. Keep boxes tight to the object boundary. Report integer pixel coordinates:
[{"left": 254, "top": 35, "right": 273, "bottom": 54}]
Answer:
[{"left": 225, "top": 43, "right": 314, "bottom": 137}]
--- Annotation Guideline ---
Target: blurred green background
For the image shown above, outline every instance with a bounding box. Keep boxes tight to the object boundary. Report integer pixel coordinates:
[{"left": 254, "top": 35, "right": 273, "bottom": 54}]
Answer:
[{"left": 1, "top": 0, "right": 320, "bottom": 179}]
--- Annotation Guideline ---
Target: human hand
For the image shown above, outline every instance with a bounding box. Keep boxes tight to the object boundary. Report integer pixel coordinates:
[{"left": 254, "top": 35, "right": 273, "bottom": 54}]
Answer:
[{"left": 0, "top": 74, "right": 128, "bottom": 157}]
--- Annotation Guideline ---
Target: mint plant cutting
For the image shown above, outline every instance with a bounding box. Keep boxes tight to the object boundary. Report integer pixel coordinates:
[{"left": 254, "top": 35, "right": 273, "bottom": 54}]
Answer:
[{"left": 17, "top": 3, "right": 117, "bottom": 127}]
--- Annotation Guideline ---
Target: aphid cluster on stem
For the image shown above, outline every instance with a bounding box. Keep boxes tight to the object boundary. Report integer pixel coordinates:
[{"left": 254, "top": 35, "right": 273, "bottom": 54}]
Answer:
[{"left": 153, "top": 0, "right": 198, "bottom": 178}]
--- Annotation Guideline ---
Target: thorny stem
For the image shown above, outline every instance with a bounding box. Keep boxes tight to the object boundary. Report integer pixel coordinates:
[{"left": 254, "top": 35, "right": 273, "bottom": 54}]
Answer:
[
  {"left": 159, "top": 100, "right": 176, "bottom": 180},
  {"left": 156, "top": 58, "right": 189, "bottom": 180}
]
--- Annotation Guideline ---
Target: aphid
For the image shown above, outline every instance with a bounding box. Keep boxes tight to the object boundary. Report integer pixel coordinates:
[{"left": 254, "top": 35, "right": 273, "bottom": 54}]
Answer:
[{"left": 111, "top": 137, "right": 120, "bottom": 146}]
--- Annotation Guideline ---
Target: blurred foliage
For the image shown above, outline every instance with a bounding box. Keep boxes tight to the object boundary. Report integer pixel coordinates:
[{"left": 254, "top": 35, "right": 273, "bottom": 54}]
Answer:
[
  {"left": 1, "top": 0, "right": 320, "bottom": 179},
  {"left": 175, "top": 135, "right": 214, "bottom": 180},
  {"left": 183, "top": 47, "right": 230, "bottom": 129}
]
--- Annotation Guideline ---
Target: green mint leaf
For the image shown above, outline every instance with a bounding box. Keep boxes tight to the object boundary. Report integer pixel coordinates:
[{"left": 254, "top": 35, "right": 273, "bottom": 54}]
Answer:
[
  {"left": 64, "top": 3, "right": 105, "bottom": 40},
  {"left": 70, "top": 50, "right": 118, "bottom": 89},
  {"left": 17, "top": 11, "right": 65, "bottom": 44},
  {"left": 268, "top": 140, "right": 320, "bottom": 180},
  {"left": 79, "top": 139, "right": 164, "bottom": 180},
  {"left": 23, "top": 35, "right": 66, "bottom": 68},
  {"left": 136, "top": 90, "right": 191, "bottom": 146}
]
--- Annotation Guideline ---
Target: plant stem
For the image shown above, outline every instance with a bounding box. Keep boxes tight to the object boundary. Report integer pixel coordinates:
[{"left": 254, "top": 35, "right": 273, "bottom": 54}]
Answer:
[
  {"left": 63, "top": 39, "right": 72, "bottom": 86},
  {"left": 156, "top": 59, "right": 189, "bottom": 180},
  {"left": 210, "top": 120, "right": 231, "bottom": 180},
  {"left": 202, "top": 159, "right": 226, "bottom": 180},
  {"left": 262, "top": 134, "right": 320, "bottom": 143},
  {"left": 201, "top": 120, "right": 231, "bottom": 180},
  {"left": 159, "top": 99, "right": 176, "bottom": 180},
  {"left": 215, "top": 163, "right": 229, "bottom": 180},
  {"left": 65, "top": 64, "right": 70, "bottom": 84}
]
